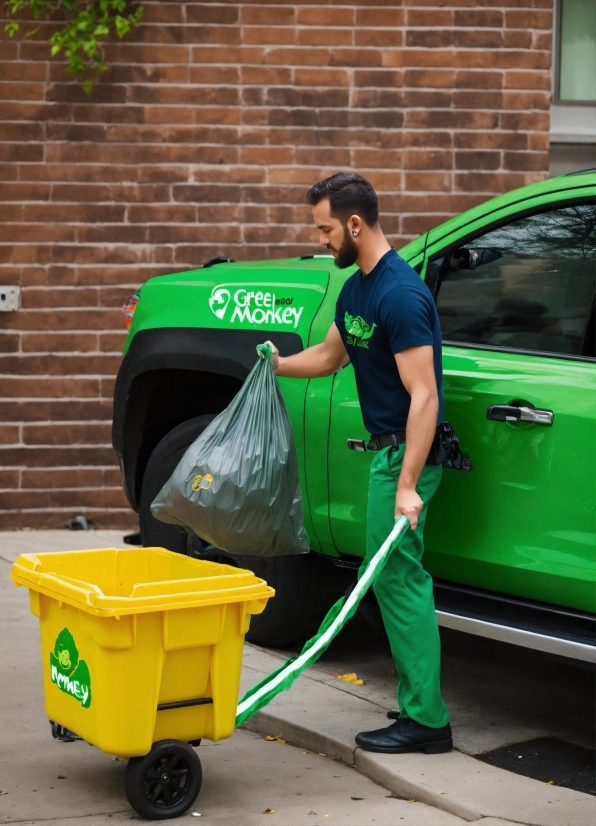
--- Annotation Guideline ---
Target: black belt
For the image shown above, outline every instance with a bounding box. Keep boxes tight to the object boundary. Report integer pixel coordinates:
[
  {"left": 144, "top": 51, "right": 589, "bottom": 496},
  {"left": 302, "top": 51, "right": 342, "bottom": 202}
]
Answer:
[
  {"left": 347, "top": 431, "right": 405, "bottom": 453},
  {"left": 346, "top": 423, "right": 472, "bottom": 471}
]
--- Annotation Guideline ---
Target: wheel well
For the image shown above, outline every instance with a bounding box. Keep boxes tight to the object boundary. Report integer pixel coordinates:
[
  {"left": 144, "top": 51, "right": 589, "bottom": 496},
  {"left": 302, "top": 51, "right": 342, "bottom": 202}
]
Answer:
[{"left": 125, "top": 368, "right": 241, "bottom": 508}]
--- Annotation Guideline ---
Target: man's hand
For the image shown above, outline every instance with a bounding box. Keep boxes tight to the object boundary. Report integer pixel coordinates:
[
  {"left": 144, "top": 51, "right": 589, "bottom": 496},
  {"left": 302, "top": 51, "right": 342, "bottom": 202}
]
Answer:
[
  {"left": 264, "top": 340, "right": 279, "bottom": 371},
  {"left": 264, "top": 324, "right": 347, "bottom": 379},
  {"left": 395, "top": 486, "right": 423, "bottom": 530}
]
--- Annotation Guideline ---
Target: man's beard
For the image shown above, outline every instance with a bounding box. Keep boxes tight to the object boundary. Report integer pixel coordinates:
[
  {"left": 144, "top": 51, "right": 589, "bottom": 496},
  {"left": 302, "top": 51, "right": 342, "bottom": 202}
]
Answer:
[{"left": 332, "top": 227, "right": 359, "bottom": 269}]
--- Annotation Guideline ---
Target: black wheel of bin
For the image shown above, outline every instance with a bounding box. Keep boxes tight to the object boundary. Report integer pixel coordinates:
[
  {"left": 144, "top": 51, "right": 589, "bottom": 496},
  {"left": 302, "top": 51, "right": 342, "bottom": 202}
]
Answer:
[
  {"left": 124, "top": 740, "right": 202, "bottom": 820},
  {"left": 139, "top": 416, "right": 215, "bottom": 555}
]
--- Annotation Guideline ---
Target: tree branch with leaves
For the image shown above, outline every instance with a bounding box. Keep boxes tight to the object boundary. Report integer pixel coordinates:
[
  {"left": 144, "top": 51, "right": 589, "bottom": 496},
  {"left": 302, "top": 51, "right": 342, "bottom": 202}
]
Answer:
[{"left": 4, "top": 0, "right": 143, "bottom": 93}]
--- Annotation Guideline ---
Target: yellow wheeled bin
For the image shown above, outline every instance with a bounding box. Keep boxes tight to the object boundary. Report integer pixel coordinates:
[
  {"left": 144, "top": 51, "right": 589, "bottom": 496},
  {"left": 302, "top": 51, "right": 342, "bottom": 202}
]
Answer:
[{"left": 10, "top": 546, "right": 274, "bottom": 820}]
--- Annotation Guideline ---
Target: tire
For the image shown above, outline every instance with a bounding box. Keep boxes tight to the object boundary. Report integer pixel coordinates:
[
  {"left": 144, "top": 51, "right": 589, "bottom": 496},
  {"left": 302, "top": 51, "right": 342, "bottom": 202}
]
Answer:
[
  {"left": 124, "top": 740, "right": 202, "bottom": 820},
  {"left": 139, "top": 416, "right": 215, "bottom": 554},
  {"left": 234, "top": 552, "right": 317, "bottom": 647},
  {"left": 140, "top": 414, "right": 317, "bottom": 647}
]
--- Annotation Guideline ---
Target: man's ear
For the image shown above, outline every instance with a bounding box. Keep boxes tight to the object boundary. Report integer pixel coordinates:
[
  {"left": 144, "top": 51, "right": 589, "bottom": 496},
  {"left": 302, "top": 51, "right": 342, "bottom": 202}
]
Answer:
[{"left": 348, "top": 214, "right": 363, "bottom": 238}]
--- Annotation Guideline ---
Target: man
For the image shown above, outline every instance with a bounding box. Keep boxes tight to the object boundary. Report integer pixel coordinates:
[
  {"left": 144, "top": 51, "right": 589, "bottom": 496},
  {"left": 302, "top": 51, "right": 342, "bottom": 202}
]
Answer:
[{"left": 267, "top": 172, "right": 451, "bottom": 754}]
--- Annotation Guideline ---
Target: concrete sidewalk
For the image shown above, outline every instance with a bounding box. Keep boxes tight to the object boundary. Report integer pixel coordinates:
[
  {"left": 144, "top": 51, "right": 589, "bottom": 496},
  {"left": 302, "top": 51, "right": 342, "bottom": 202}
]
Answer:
[
  {"left": 1, "top": 531, "right": 594, "bottom": 826},
  {"left": 240, "top": 646, "right": 595, "bottom": 826}
]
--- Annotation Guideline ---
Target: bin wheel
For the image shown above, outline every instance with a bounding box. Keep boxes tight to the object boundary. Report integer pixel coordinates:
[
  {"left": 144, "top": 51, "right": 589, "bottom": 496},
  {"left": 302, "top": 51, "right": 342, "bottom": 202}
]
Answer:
[{"left": 124, "top": 740, "right": 202, "bottom": 820}]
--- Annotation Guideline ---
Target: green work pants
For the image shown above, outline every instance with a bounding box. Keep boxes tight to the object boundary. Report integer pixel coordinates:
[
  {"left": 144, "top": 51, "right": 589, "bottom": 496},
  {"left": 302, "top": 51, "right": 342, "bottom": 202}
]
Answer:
[{"left": 361, "top": 445, "right": 448, "bottom": 728}]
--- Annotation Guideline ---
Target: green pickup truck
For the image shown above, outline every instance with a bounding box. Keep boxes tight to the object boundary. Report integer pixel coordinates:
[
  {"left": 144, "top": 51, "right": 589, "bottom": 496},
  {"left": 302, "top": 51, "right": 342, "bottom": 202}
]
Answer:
[{"left": 113, "top": 171, "right": 596, "bottom": 663}]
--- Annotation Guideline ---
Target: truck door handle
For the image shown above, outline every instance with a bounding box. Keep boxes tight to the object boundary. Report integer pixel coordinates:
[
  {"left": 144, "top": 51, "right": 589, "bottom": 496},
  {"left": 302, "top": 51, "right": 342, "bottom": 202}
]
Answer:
[{"left": 486, "top": 405, "right": 553, "bottom": 425}]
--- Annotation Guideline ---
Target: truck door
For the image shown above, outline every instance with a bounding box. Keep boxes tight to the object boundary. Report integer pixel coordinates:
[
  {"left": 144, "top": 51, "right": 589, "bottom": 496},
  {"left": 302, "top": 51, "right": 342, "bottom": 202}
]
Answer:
[
  {"left": 423, "top": 200, "right": 596, "bottom": 613},
  {"left": 327, "top": 363, "right": 371, "bottom": 557}
]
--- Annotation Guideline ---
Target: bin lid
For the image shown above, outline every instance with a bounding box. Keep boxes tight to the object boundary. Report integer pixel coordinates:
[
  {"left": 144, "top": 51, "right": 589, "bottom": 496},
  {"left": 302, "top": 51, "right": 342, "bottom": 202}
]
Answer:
[{"left": 11, "top": 547, "right": 275, "bottom": 617}]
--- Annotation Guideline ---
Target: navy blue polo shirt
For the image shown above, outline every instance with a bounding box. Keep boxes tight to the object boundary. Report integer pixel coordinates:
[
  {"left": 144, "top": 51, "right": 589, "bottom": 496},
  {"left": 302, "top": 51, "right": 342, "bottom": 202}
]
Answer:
[{"left": 334, "top": 249, "right": 444, "bottom": 436}]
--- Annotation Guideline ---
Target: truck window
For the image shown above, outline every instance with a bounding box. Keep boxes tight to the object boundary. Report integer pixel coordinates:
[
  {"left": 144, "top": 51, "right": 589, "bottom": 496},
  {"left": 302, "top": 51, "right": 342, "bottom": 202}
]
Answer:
[{"left": 432, "top": 204, "right": 596, "bottom": 358}]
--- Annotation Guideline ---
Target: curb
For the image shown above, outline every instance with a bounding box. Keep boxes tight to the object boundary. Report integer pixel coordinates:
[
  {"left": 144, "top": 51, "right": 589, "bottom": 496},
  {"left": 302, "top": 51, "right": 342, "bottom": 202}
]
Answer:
[
  {"left": 243, "top": 709, "right": 481, "bottom": 822},
  {"left": 241, "top": 645, "right": 595, "bottom": 826}
]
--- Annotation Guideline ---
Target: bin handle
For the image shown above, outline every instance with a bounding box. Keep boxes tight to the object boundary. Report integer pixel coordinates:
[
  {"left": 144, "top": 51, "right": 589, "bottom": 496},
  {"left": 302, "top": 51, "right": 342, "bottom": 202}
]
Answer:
[
  {"left": 157, "top": 697, "right": 213, "bottom": 711},
  {"left": 15, "top": 573, "right": 104, "bottom": 603},
  {"left": 54, "top": 575, "right": 104, "bottom": 594}
]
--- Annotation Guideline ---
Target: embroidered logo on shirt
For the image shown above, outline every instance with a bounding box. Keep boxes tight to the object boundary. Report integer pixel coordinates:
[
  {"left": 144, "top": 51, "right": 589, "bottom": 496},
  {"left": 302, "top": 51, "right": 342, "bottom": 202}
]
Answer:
[{"left": 344, "top": 312, "right": 376, "bottom": 349}]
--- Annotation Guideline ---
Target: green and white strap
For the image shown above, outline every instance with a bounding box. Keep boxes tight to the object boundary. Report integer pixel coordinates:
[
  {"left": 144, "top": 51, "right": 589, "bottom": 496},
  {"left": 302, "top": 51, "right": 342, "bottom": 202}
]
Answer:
[{"left": 235, "top": 516, "right": 409, "bottom": 727}]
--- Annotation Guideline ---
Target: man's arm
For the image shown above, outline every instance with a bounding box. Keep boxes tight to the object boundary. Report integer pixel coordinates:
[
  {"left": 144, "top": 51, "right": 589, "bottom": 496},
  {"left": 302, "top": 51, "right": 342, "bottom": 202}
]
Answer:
[
  {"left": 394, "top": 345, "right": 439, "bottom": 530},
  {"left": 266, "top": 323, "right": 348, "bottom": 378}
]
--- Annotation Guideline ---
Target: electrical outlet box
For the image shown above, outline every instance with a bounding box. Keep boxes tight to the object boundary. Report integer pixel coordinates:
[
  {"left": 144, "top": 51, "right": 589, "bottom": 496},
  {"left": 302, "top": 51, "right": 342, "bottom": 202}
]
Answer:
[{"left": 0, "top": 286, "right": 21, "bottom": 312}]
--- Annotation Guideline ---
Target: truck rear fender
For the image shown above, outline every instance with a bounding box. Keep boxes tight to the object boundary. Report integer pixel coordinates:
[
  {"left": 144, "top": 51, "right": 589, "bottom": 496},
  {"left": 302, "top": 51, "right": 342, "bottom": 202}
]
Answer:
[{"left": 112, "top": 328, "right": 303, "bottom": 510}]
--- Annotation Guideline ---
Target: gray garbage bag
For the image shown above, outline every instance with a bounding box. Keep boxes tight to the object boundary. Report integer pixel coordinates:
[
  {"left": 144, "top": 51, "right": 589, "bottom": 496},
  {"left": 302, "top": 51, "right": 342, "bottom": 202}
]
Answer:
[{"left": 150, "top": 343, "right": 309, "bottom": 557}]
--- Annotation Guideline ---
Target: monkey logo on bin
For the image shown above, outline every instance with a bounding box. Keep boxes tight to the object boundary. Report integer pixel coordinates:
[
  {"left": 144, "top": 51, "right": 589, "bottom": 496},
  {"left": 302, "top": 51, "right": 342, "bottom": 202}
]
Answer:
[{"left": 50, "top": 627, "right": 91, "bottom": 708}]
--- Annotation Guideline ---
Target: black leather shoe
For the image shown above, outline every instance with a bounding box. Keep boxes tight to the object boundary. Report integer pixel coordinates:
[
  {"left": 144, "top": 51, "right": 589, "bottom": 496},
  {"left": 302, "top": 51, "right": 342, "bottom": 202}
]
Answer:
[
  {"left": 387, "top": 709, "right": 400, "bottom": 720},
  {"left": 355, "top": 718, "right": 452, "bottom": 754}
]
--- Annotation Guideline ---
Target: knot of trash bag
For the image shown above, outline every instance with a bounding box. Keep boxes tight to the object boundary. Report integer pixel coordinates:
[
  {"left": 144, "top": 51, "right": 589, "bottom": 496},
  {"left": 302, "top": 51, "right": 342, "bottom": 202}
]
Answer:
[{"left": 256, "top": 343, "right": 272, "bottom": 360}]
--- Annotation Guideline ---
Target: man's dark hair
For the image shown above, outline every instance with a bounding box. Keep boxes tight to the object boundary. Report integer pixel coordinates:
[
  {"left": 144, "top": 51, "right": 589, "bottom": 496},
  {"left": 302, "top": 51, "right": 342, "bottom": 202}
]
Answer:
[{"left": 306, "top": 172, "right": 379, "bottom": 227}]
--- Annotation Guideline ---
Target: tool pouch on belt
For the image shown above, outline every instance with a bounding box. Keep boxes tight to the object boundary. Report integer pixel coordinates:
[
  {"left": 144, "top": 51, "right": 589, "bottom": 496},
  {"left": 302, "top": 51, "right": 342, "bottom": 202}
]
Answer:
[{"left": 426, "top": 421, "right": 465, "bottom": 469}]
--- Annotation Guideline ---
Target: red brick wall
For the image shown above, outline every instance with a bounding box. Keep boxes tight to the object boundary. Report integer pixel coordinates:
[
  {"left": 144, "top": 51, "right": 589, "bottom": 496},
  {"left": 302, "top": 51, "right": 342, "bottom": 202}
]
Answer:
[{"left": 0, "top": 0, "right": 552, "bottom": 529}]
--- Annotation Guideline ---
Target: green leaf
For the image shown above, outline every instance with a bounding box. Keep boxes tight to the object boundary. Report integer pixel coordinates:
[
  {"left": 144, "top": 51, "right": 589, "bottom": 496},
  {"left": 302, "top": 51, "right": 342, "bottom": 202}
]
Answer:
[
  {"left": 6, "top": 0, "right": 142, "bottom": 91},
  {"left": 114, "top": 14, "right": 130, "bottom": 37},
  {"left": 5, "top": 1, "right": 24, "bottom": 15},
  {"left": 82, "top": 37, "right": 97, "bottom": 56},
  {"left": 65, "top": 54, "right": 85, "bottom": 73},
  {"left": 29, "top": 0, "right": 52, "bottom": 21}
]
